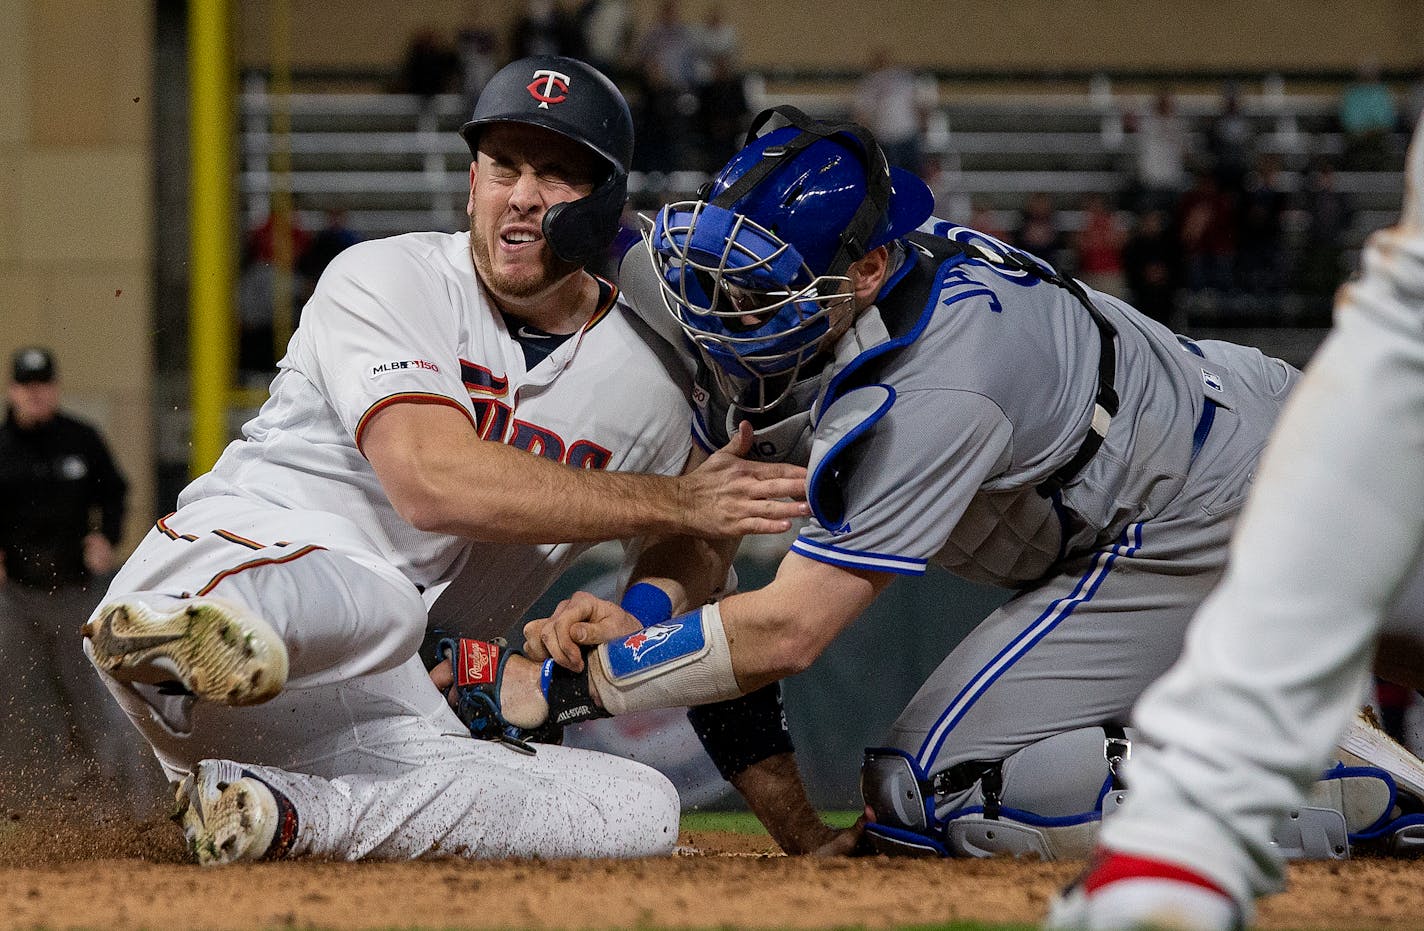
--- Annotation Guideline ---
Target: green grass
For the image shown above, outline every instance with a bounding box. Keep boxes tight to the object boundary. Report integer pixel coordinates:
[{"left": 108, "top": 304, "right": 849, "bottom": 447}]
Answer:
[{"left": 680, "top": 809, "right": 862, "bottom": 833}]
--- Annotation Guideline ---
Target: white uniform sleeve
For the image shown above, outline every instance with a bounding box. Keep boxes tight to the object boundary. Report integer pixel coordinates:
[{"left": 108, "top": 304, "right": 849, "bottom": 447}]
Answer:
[
  {"left": 295, "top": 239, "right": 476, "bottom": 448},
  {"left": 792, "top": 387, "right": 1013, "bottom": 574}
]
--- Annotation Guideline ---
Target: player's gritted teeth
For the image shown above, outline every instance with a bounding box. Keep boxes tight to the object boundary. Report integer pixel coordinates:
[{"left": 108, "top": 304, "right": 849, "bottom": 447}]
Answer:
[{"left": 500, "top": 225, "right": 542, "bottom": 251}]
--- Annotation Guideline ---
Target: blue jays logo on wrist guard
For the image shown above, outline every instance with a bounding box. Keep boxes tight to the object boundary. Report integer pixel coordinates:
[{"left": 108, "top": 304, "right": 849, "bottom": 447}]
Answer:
[{"left": 605, "top": 618, "right": 704, "bottom": 679}]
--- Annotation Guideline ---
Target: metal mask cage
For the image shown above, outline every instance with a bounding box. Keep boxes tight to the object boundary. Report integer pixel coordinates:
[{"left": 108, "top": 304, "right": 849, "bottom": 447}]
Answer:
[{"left": 643, "top": 202, "right": 853, "bottom": 413}]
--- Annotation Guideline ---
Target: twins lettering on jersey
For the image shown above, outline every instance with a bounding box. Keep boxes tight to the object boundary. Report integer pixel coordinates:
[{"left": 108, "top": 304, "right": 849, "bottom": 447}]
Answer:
[{"left": 461, "top": 358, "right": 613, "bottom": 469}]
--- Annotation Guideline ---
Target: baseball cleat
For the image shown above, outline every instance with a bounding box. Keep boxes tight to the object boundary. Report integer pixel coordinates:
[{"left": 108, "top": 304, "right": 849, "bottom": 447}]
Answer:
[
  {"left": 84, "top": 597, "right": 288, "bottom": 706},
  {"left": 173, "top": 760, "right": 299, "bottom": 865},
  {"left": 1044, "top": 851, "right": 1242, "bottom": 930}
]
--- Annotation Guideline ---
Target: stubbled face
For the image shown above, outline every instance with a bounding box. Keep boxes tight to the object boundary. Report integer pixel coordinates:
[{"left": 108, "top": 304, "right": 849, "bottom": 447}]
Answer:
[
  {"left": 467, "top": 122, "right": 600, "bottom": 304},
  {"left": 7, "top": 381, "right": 60, "bottom": 428}
]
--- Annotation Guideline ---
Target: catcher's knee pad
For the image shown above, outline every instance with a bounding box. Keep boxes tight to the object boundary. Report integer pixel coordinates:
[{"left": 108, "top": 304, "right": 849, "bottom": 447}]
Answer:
[{"left": 861, "top": 725, "right": 1133, "bottom": 860}]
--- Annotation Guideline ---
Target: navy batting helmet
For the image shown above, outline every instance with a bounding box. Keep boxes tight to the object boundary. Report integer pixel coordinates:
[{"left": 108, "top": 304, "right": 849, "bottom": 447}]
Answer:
[{"left": 460, "top": 56, "right": 633, "bottom": 265}]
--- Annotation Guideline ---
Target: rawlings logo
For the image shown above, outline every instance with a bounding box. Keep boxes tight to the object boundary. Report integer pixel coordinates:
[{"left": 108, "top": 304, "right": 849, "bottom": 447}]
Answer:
[
  {"left": 457, "top": 639, "right": 499, "bottom": 687},
  {"left": 622, "top": 623, "right": 682, "bottom": 662},
  {"left": 527, "top": 69, "right": 571, "bottom": 109}
]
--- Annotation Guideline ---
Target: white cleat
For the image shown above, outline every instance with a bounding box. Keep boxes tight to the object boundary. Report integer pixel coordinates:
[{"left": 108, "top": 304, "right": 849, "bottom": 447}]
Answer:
[
  {"left": 173, "top": 760, "right": 298, "bottom": 865},
  {"left": 84, "top": 597, "right": 288, "bottom": 706}
]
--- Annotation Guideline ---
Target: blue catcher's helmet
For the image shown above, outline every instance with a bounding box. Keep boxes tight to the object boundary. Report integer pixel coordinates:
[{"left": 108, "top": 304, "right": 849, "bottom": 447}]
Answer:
[{"left": 646, "top": 107, "right": 934, "bottom": 411}]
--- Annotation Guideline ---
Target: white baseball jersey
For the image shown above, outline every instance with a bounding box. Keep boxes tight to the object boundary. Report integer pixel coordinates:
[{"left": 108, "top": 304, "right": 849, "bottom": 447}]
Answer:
[
  {"left": 95, "top": 230, "right": 693, "bottom": 860},
  {"left": 183, "top": 231, "right": 692, "bottom": 616}
]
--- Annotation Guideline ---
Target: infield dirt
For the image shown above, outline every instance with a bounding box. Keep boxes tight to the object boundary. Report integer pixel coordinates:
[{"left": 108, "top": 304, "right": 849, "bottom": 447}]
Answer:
[{"left": 0, "top": 808, "right": 1419, "bottom": 930}]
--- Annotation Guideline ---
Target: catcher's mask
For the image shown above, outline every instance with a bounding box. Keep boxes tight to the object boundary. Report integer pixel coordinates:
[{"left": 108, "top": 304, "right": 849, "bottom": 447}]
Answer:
[
  {"left": 646, "top": 106, "right": 933, "bottom": 412},
  {"left": 461, "top": 55, "right": 633, "bottom": 265}
]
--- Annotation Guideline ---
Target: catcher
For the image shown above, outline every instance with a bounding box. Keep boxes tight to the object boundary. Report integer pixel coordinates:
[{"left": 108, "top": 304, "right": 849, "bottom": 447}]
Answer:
[{"left": 444, "top": 107, "right": 1424, "bottom": 864}]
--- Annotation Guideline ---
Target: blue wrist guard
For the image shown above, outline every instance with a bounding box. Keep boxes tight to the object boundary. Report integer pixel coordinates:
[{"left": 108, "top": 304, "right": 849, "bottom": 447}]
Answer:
[{"left": 620, "top": 581, "right": 674, "bottom": 627}]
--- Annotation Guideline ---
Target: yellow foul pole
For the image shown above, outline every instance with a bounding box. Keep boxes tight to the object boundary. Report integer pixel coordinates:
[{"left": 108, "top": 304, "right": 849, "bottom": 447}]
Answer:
[{"left": 188, "top": 0, "right": 235, "bottom": 476}]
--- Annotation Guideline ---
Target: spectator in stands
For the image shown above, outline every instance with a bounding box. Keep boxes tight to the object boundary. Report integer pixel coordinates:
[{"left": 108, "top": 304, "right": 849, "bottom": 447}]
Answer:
[
  {"left": 1206, "top": 81, "right": 1254, "bottom": 196},
  {"left": 0, "top": 347, "right": 160, "bottom": 813},
  {"left": 692, "top": 3, "right": 739, "bottom": 86},
  {"left": 298, "top": 207, "right": 362, "bottom": 286},
  {"left": 1122, "top": 208, "right": 1180, "bottom": 326},
  {"left": 1127, "top": 90, "right": 1189, "bottom": 212},
  {"left": 1176, "top": 167, "right": 1237, "bottom": 295},
  {"left": 455, "top": 7, "right": 501, "bottom": 112},
  {"left": 1013, "top": 191, "right": 1069, "bottom": 270},
  {"left": 239, "top": 210, "right": 312, "bottom": 375},
  {"left": 394, "top": 28, "right": 462, "bottom": 103},
  {"left": 1074, "top": 193, "right": 1128, "bottom": 299},
  {"left": 1235, "top": 152, "right": 1288, "bottom": 299},
  {"left": 695, "top": 54, "right": 750, "bottom": 172},
  {"left": 574, "top": 0, "right": 632, "bottom": 79},
  {"left": 629, "top": 58, "right": 687, "bottom": 175},
  {"left": 511, "top": 0, "right": 581, "bottom": 60},
  {"left": 1295, "top": 157, "right": 1356, "bottom": 305},
  {"left": 628, "top": 1, "right": 699, "bottom": 175},
  {"left": 636, "top": 0, "right": 698, "bottom": 92},
  {"left": 967, "top": 197, "right": 1007, "bottom": 241},
  {"left": 1339, "top": 59, "right": 1399, "bottom": 170},
  {"left": 853, "top": 48, "right": 928, "bottom": 178}
]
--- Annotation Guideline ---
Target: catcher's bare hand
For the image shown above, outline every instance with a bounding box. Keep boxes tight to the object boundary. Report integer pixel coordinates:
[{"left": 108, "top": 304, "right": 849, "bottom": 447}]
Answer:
[
  {"left": 812, "top": 814, "right": 869, "bottom": 857},
  {"left": 678, "top": 421, "right": 808, "bottom": 538},
  {"left": 523, "top": 590, "right": 641, "bottom": 672}
]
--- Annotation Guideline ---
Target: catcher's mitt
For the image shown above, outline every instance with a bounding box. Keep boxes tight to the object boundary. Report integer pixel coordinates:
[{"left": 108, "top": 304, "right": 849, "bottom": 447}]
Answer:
[{"left": 434, "top": 637, "right": 563, "bottom": 754}]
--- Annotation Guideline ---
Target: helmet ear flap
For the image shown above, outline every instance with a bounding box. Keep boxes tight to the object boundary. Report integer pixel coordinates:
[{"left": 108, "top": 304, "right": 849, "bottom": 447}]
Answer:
[{"left": 542, "top": 171, "right": 629, "bottom": 265}]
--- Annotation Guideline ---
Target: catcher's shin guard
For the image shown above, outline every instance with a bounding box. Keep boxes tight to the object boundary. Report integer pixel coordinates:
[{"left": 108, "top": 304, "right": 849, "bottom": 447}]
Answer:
[{"left": 862, "top": 727, "right": 1135, "bottom": 860}]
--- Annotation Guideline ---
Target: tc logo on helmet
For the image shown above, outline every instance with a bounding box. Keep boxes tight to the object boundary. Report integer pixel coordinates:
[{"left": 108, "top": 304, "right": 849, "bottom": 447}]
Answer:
[{"left": 527, "top": 69, "right": 571, "bottom": 109}]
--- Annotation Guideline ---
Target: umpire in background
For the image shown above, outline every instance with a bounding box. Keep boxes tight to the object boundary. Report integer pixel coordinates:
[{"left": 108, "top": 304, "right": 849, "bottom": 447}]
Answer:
[{"left": 0, "top": 347, "right": 158, "bottom": 811}]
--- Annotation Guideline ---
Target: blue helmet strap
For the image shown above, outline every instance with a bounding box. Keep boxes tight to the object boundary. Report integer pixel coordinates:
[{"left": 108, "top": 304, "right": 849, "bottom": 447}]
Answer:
[{"left": 709, "top": 105, "right": 894, "bottom": 279}]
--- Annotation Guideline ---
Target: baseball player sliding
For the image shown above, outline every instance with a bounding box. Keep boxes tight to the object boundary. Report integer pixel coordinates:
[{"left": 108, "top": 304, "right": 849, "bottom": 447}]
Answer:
[
  {"left": 80, "top": 56, "right": 807, "bottom": 865},
  {"left": 1046, "top": 118, "right": 1424, "bottom": 930},
  {"left": 463, "top": 107, "right": 1424, "bottom": 866}
]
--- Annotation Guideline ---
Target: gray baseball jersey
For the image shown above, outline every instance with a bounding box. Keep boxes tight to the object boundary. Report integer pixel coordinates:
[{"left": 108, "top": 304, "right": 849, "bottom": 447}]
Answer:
[{"left": 626, "top": 220, "right": 1298, "bottom": 830}]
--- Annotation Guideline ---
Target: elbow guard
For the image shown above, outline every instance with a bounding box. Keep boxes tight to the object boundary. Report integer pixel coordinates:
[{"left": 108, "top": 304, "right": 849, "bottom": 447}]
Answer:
[{"left": 687, "top": 682, "right": 794, "bottom": 782}]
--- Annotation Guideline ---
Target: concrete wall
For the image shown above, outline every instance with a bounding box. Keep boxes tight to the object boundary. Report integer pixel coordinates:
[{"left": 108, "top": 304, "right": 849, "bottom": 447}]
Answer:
[
  {"left": 1, "top": 0, "right": 155, "bottom": 552},
  {"left": 235, "top": 0, "right": 1424, "bottom": 75}
]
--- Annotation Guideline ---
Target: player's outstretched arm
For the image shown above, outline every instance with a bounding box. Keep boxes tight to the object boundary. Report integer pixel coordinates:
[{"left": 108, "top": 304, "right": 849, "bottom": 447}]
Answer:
[
  {"left": 361, "top": 403, "right": 808, "bottom": 544},
  {"left": 530, "top": 553, "right": 889, "bottom": 692},
  {"left": 525, "top": 441, "right": 741, "bottom": 666},
  {"left": 730, "top": 752, "right": 868, "bottom": 855}
]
